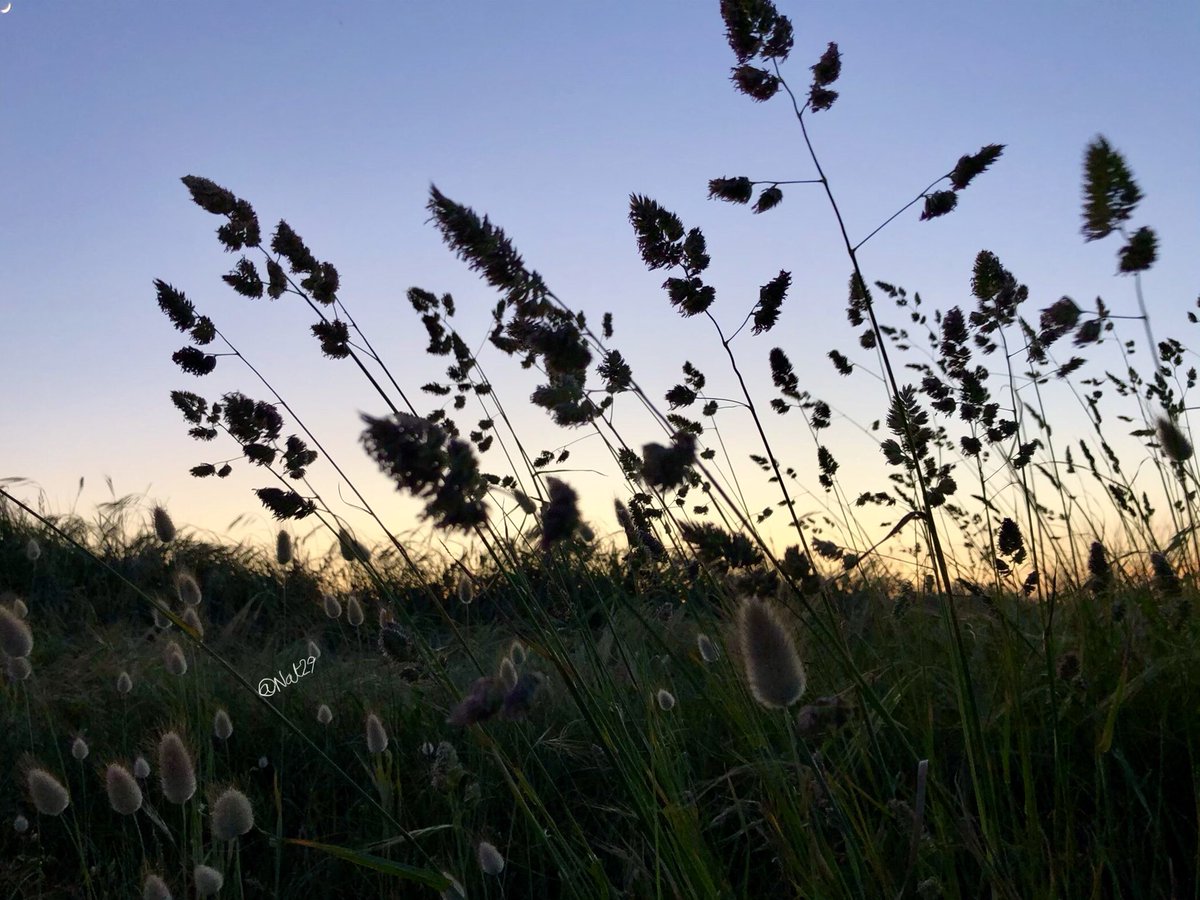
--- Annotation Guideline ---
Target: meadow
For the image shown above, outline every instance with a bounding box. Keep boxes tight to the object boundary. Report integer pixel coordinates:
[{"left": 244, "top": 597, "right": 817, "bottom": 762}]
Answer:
[{"left": 3, "top": 2, "right": 1198, "bottom": 897}]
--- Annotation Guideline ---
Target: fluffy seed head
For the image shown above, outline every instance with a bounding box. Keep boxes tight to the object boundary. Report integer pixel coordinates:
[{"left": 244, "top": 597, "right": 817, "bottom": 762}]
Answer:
[
  {"left": 346, "top": 595, "right": 364, "bottom": 627},
  {"left": 193, "top": 865, "right": 224, "bottom": 896},
  {"left": 366, "top": 713, "right": 388, "bottom": 754},
  {"left": 11, "top": 597, "right": 27, "bottom": 617},
  {"left": 275, "top": 529, "right": 293, "bottom": 565},
  {"left": 1157, "top": 416, "right": 1194, "bottom": 463},
  {"left": 143, "top": 873, "right": 172, "bottom": 900},
  {"left": 508, "top": 640, "right": 526, "bottom": 666},
  {"left": 322, "top": 593, "right": 342, "bottom": 619},
  {"left": 181, "top": 606, "right": 204, "bottom": 640},
  {"left": 0, "top": 605, "right": 33, "bottom": 658},
  {"left": 152, "top": 505, "right": 177, "bottom": 543},
  {"left": 697, "top": 633, "right": 720, "bottom": 663},
  {"left": 71, "top": 736, "right": 89, "bottom": 761},
  {"left": 176, "top": 571, "right": 202, "bottom": 607},
  {"left": 308, "top": 639, "right": 321, "bottom": 659},
  {"left": 13, "top": 814, "right": 28, "bottom": 833},
  {"left": 498, "top": 656, "right": 518, "bottom": 691},
  {"left": 153, "top": 606, "right": 172, "bottom": 629},
  {"left": 163, "top": 641, "right": 188, "bottom": 676},
  {"left": 211, "top": 787, "right": 254, "bottom": 840},
  {"left": 158, "top": 731, "right": 196, "bottom": 804},
  {"left": 316, "top": 703, "right": 333, "bottom": 725},
  {"left": 25, "top": 538, "right": 41, "bottom": 562},
  {"left": 213, "top": 708, "right": 233, "bottom": 740},
  {"left": 477, "top": 840, "right": 505, "bottom": 876},
  {"left": 737, "top": 595, "right": 806, "bottom": 708},
  {"left": 134, "top": 756, "right": 151, "bottom": 779},
  {"left": 26, "top": 766, "right": 70, "bottom": 815},
  {"left": 117, "top": 671, "right": 133, "bottom": 694},
  {"left": 105, "top": 763, "right": 143, "bottom": 815},
  {"left": 656, "top": 688, "right": 676, "bottom": 711},
  {"left": 456, "top": 572, "right": 475, "bottom": 605},
  {"left": 6, "top": 654, "right": 32, "bottom": 682}
]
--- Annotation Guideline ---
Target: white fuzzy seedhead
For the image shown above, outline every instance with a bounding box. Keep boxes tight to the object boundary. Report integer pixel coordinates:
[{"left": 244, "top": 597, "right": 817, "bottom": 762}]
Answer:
[
  {"left": 737, "top": 596, "right": 806, "bottom": 709},
  {"left": 213, "top": 708, "right": 233, "bottom": 740},
  {"left": 105, "top": 763, "right": 143, "bottom": 815},
  {"left": 366, "top": 713, "right": 388, "bottom": 754},
  {"left": 317, "top": 703, "right": 333, "bottom": 725},
  {"left": 193, "top": 864, "right": 224, "bottom": 896},
  {"left": 477, "top": 839, "right": 505, "bottom": 876},
  {"left": 117, "top": 671, "right": 133, "bottom": 694},
  {"left": 211, "top": 787, "right": 254, "bottom": 841},
  {"left": 26, "top": 767, "right": 70, "bottom": 816},
  {"left": 0, "top": 605, "right": 33, "bottom": 658},
  {"left": 655, "top": 688, "right": 676, "bottom": 711},
  {"left": 142, "top": 873, "right": 172, "bottom": 900},
  {"left": 158, "top": 731, "right": 196, "bottom": 805}
]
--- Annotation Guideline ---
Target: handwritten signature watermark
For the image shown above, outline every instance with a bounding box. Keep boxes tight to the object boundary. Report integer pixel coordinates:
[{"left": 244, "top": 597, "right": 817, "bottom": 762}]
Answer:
[{"left": 257, "top": 655, "right": 316, "bottom": 697}]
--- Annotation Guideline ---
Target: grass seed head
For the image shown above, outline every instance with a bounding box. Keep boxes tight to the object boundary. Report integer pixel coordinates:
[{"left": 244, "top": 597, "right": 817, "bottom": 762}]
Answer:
[
  {"left": 322, "top": 593, "right": 342, "bottom": 619},
  {"left": 117, "top": 671, "right": 133, "bottom": 694},
  {"left": 308, "top": 638, "right": 321, "bottom": 659},
  {"left": 656, "top": 688, "right": 676, "bottom": 711},
  {"left": 1157, "top": 416, "right": 1194, "bottom": 463},
  {"left": 317, "top": 703, "right": 333, "bottom": 725},
  {"left": 6, "top": 655, "right": 32, "bottom": 681},
  {"left": 25, "top": 537, "right": 41, "bottom": 562},
  {"left": 456, "top": 571, "right": 475, "bottom": 604},
  {"left": 440, "top": 872, "right": 467, "bottom": 900},
  {"left": 158, "top": 731, "right": 196, "bottom": 804},
  {"left": 13, "top": 814, "right": 28, "bottom": 833},
  {"left": 366, "top": 712, "right": 388, "bottom": 754},
  {"left": 0, "top": 605, "right": 33, "bottom": 658},
  {"left": 737, "top": 595, "right": 806, "bottom": 709},
  {"left": 346, "top": 594, "right": 364, "bottom": 626},
  {"left": 213, "top": 708, "right": 233, "bottom": 740},
  {"left": 477, "top": 840, "right": 506, "bottom": 876},
  {"left": 696, "top": 633, "right": 720, "bottom": 663},
  {"left": 71, "top": 736, "right": 89, "bottom": 761},
  {"left": 175, "top": 571, "right": 202, "bottom": 607},
  {"left": 211, "top": 787, "right": 254, "bottom": 840},
  {"left": 26, "top": 766, "right": 70, "bottom": 816},
  {"left": 152, "top": 505, "right": 177, "bottom": 543},
  {"left": 134, "top": 756, "right": 151, "bottom": 779},
  {"left": 193, "top": 865, "right": 224, "bottom": 896},
  {"left": 181, "top": 606, "right": 204, "bottom": 640},
  {"left": 508, "top": 639, "right": 526, "bottom": 666},
  {"left": 275, "top": 529, "right": 293, "bottom": 565},
  {"left": 498, "top": 656, "right": 518, "bottom": 691},
  {"left": 143, "top": 873, "right": 172, "bottom": 900},
  {"left": 11, "top": 597, "right": 27, "bottom": 617},
  {"left": 163, "top": 641, "right": 188, "bottom": 676},
  {"left": 105, "top": 763, "right": 143, "bottom": 815}
]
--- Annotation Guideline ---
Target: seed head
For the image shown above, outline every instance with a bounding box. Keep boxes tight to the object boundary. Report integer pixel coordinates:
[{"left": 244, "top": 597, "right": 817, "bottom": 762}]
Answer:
[
  {"left": 211, "top": 787, "right": 254, "bottom": 840},
  {"left": 194, "top": 865, "right": 224, "bottom": 896},
  {"left": 163, "top": 641, "right": 188, "bottom": 676},
  {"left": 346, "top": 595, "right": 365, "bottom": 626},
  {"left": 275, "top": 530, "right": 293, "bottom": 565},
  {"left": 456, "top": 571, "right": 475, "bottom": 604},
  {"left": 508, "top": 640, "right": 526, "bottom": 666},
  {"left": 322, "top": 593, "right": 342, "bottom": 619},
  {"left": 0, "top": 605, "right": 33, "bottom": 658},
  {"left": 213, "top": 708, "right": 233, "bottom": 740},
  {"left": 117, "top": 671, "right": 133, "bottom": 694},
  {"left": 152, "top": 505, "right": 177, "bottom": 543},
  {"left": 1150, "top": 551, "right": 1183, "bottom": 596},
  {"left": 181, "top": 606, "right": 204, "bottom": 640},
  {"left": 441, "top": 872, "right": 466, "bottom": 900},
  {"left": 477, "top": 840, "right": 505, "bottom": 876},
  {"left": 134, "top": 756, "right": 151, "bottom": 779},
  {"left": 176, "top": 571, "right": 202, "bottom": 607},
  {"left": 26, "top": 766, "right": 70, "bottom": 816},
  {"left": 366, "top": 713, "right": 388, "bottom": 754},
  {"left": 316, "top": 703, "right": 333, "bottom": 725},
  {"left": 656, "top": 688, "right": 676, "bottom": 711},
  {"left": 25, "top": 538, "right": 41, "bottom": 562},
  {"left": 737, "top": 595, "right": 807, "bottom": 709},
  {"left": 71, "top": 736, "right": 89, "bottom": 761},
  {"left": 158, "top": 731, "right": 196, "bottom": 804},
  {"left": 308, "top": 639, "right": 321, "bottom": 659},
  {"left": 1157, "top": 416, "right": 1194, "bottom": 463},
  {"left": 153, "top": 605, "right": 172, "bottom": 629},
  {"left": 143, "top": 874, "right": 172, "bottom": 900},
  {"left": 696, "top": 633, "right": 720, "bottom": 663},
  {"left": 13, "top": 814, "right": 28, "bottom": 833},
  {"left": 105, "top": 763, "right": 143, "bottom": 815},
  {"left": 11, "top": 597, "right": 27, "bottom": 617},
  {"left": 5, "top": 655, "right": 32, "bottom": 681},
  {"left": 540, "top": 477, "right": 580, "bottom": 550}
]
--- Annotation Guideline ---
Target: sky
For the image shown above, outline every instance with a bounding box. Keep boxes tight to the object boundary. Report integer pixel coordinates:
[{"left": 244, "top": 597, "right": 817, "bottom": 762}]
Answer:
[{"left": 1, "top": 2, "right": 1197, "bottom": 571}]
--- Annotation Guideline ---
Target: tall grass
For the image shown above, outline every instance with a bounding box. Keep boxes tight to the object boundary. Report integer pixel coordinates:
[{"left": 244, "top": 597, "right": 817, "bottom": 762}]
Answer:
[{"left": 3, "top": 2, "right": 1198, "bottom": 897}]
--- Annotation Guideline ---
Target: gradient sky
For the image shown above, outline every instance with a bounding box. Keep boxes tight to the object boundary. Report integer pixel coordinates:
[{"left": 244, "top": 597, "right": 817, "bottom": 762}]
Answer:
[{"left": 2, "top": 2, "right": 1197, "bottom": 569}]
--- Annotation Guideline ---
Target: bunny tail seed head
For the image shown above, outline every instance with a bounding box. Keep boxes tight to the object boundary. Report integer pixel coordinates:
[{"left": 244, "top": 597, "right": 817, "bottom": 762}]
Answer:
[
  {"left": 322, "top": 593, "right": 342, "bottom": 619},
  {"left": 317, "top": 703, "right": 333, "bottom": 725},
  {"left": 26, "top": 766, "right": 70, "bottom": 816},
  {"left": 142, "top": 873, "right": 172, "bottom": 900},
  {"left": 213, "top": 708, "right": 233, "bottom": 740},
  {"left": 117, "top": 671, "right": 133, "bottom": 694},
  {"left": 13, "top": 814, "right": 29, "bottom": 833},
  {"left": 737, "top": 595, "right": 807, "bottom": 709},
  {"left": 477, "top": 840, "right": 506, "bottom": 876},
  {"left": 158, "top": 731, "right": 196, "bottom": 804},
  {"left": 5, "top": 655, "right": 32, "bottom": 681},
  {"left": 193, "top": 864, "right": 224, "bottom": 896},
  {"left": 105, "top": 763, "right": 143, "bottom": 815},
  {"left": 211, "top": 787, "right": 254, "bottom": 840},
  {"left": 0, "top": 606, "right": 33, "bottom": 658},
  {"left": 25, "top": 538, "right": 41, "bottom": 562},
  {"left": 508, "top": 639, "right": 526, "bottom": 666},
  {"left": 656, "top": 688, "right": 676, "bottom": 711},
  {"left": 181, "top": 606, "right": 204, "bottom": 640},
  {"left": 152, "top": 505, "right": 177, "bottom": 543},
  {"left": 366, "top": 713, "right": 388, "bottom": 754},
  {"left": 346, "top": 595, "right": 364, "bottom": 626},
  {"left": 275, "top": 529, "right": 293, "bottom": 565},
  {"left": 498, "top": 656, "right": 518, "bottom": 691},
  {"left": 71, "top": 736, "right": 89, "bottom": 761},
  {"left": 176, "top": 571, "right": 202, "bottom": 607},
  {"left": 134, "top": 756, "right": 151, "bottom": 779},
  {"left": 697, "top": 633, "right": 720, "bottom": 663},
  {"left": 163, "top": 641, "right": 188, "bottom": 676}
]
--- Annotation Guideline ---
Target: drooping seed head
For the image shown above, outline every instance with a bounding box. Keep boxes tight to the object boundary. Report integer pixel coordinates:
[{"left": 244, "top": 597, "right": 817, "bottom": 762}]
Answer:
[
  {"left": 322, "top": 593, "right": 342, "bottom": 619},
  {"left": 134, "top": 756, "right": 151, "bottom": 779},
  {"left": 181, "top": 606, "right": 204, "bottom": 640},
  {"left": 498, "top": 656, "right": 518, "bottom": 691},
  {"left": 193, "top": 865, "right": 224, "bottom": 896},
  {"left": 656, "top": 688, "right": 676, "bottom": 711},
  {"left": 26, "top": 766, "right": 70, "bottom": 815},
  {"left": 212, "top": 708, "right": 233, "bottom": 740},
  {"left": 176, "top": 571, "right": 202, "bottom": 607},
  {"left": 696, "top": 633, "right": 720, "bottom": 663},
  {"left": 163, "top": 641, "right": 188, "bottom": 676},
  {"left": 5, "top": 654, "right": 32, "bottom": 682},
  {"left": 71, "top": 736, "right": 89, "bottom": 761},
  {"left": 158, "top": 731, "right": 196, "bottom": 804},
  {"left": 0, "top": 605, "right": 33, "bottom": 658},
  {"left": 477, "top": 840, "right": 505, "bottom": 876},
  {"left": 316, "top": 703, "right": 333, "bottom": 725},
  {"left": 346, "top": 595, "right": 364, "bottom": 627},
  {"left": 142, "top": 873, "right": 172, "bottom": 900},
  {"left": 737, "top": 595, "right": 806, "bottom": 709},
  {"left": 152, "top": 505, "right": 177, "bottom": 543},
  {"left": 366, "top": 713, "right": 388, "bottom": 754},
  {"left": 117, "top": 671, "right": 133, "bottom": 694},
  {"left": 105, "top": 763, "right": 143, "bottom": 815},
  {"left": 275, "top": 529, "right": 293, "bottom": 565},
  {"left": 13, "top": 814, "right": 28, "bottom": 833},
  {"left": 211, "top": 787, "right": 254, "bottom": 840}
]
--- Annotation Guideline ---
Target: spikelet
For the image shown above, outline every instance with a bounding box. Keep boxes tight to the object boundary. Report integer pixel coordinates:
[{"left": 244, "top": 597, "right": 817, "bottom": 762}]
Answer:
[
  {"left": 213, "top": 709, "right": 233, "bottom": 740},
  {"left": 163, "top": 641, "right": 188, "bottom": 676},
  {"left": 13, "top": 814, "right": 28, "bottom": 833},
  {"left": 696, "top": 633, "right": 720, "bottom": 663},
  {"left": 211, "top": 787, "right": 254, "bottom": 840},
  {"left": 656, "top": 688, "right": 676, "bottom": 711},
  {"left": 152, "top": 505, "right": 177, "bottom": 543},
  {"left": 194, "top": 865, "right": 224, "bottom": 897},
  {"left": 275, "top": 529, "right": 293, "bottom": 565},
  {"left": 477, "top": 840, "right": 506, "bottom": 876},
  {"left": 71, "top": 736, "right": 89, "bottom": 761},
  {"left": 176, "top": 571, "right": 202, "bottom": 607},
  {"left": 0, "top": 605, "right": 33, "bottom": 658},
  {"left": 25, "top": 538, "right": 41, "bottom": 562},
  {"left": 316, "top": 703, "right": 333, "bottom": 725},
  {"left": 346, "top": 595, "right": 365, "bottom": 627},
  {"left": 366, "top": 713, "right": 388, "bottom": 754},
  {"left": 181, "top": 606, "right": 204, "bottom": 640},
  {"left": 134, "top": 756, "right": 151, "bottom": 779},
  {"left": 26, "top": 766, "right": 70, "bottom": 815},
  {"left": 117, "top": 671, "right": 133, "bottom": 695},
  {"left": 105, "top": 763, "right": 143, "bottom": 815},
  {"left": 5, "top": 655, "right": 32, "bottom": 681},
  {"left": 498, "top": 656, "right": 518, "bottom": 691},
  {"left": 143, "top": 873, "right": 173, "bottom": 900},
  {"left": 322, "top": 593, "right": 342, "bottom": 619},
  {"left": 158, "top": 731, "right": 196, "bottom": 804},
  {"left": 737, "top": 595, "right": 807, "bottom": 709}
]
